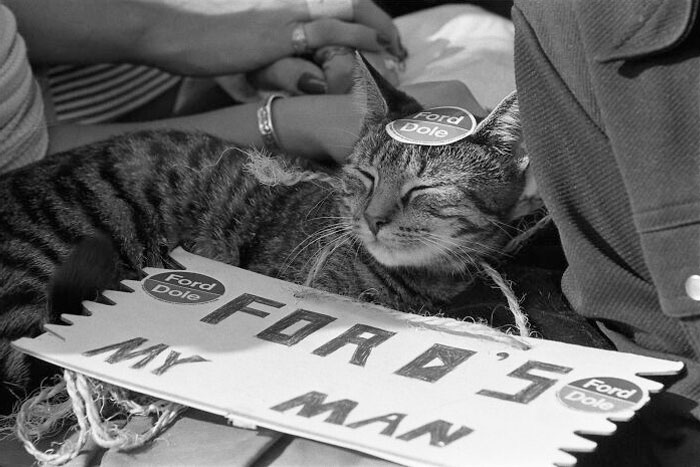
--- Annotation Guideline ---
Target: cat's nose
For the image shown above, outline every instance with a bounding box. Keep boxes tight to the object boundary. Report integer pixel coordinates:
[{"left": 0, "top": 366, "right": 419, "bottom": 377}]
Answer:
[{"left": 364, "top": 212, "right": 389, "bottom": 236}]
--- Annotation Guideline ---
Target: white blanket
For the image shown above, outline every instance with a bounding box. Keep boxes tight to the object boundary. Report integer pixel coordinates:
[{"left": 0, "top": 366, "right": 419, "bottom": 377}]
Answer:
[{"left": 397, "top": 4, "right": 515, "bottom": 110}]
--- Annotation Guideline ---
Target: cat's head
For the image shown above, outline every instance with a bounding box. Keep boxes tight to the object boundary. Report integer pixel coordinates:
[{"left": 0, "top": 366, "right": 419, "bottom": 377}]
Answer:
[{"left": 338, "top": 55, "right": 527, "bottom": 273}]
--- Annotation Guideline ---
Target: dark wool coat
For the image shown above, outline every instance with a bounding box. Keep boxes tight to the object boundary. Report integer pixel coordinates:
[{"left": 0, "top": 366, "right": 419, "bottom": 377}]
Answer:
[{"left": 513, "top": 0, "right": 700, "bottom": 465}]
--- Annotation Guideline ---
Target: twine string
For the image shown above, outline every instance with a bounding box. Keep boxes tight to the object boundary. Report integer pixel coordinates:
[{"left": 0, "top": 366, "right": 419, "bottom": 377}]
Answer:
[
  {"left": 478, "top": 261, "right": 530, "bottom": 338},
  {"left": 15, "top": 370, "right": 185, "bottom": 466}
]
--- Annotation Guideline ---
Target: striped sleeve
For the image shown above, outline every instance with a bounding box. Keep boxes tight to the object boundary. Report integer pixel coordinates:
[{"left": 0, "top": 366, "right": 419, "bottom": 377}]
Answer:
[
  {"left": 0, "top": 4, "right": 48, "bottom": 172},
  {"left": 48, "top": 64, "right": 181, "bottom": 124}
]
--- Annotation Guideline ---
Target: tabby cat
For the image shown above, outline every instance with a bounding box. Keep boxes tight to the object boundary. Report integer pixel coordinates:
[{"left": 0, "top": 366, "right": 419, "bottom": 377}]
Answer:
[{"left": 0, "top": 57, "right": 525, "bottom": 408}]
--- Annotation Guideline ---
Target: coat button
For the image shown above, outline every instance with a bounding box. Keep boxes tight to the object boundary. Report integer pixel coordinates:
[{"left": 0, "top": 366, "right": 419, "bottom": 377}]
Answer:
[{"left": 685, "top": 275, "right": 700, "bottom": 301}]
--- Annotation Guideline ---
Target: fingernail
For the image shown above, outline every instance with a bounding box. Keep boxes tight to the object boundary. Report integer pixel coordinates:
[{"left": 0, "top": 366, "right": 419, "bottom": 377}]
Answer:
[
  {"left": 377, "top": 32, "right": 392, "bottom": 47},
  {"left": 398, "top": 39, "right": 409, "bottom": 61},
  {"left": 297, "top": 73, "right": 327, "bottom": 94}
]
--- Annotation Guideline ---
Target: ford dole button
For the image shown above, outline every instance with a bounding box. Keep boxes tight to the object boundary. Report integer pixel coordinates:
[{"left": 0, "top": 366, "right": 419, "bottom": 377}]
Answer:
[{"left": 385, "top": 106, "right": 477, "bottom": 146}]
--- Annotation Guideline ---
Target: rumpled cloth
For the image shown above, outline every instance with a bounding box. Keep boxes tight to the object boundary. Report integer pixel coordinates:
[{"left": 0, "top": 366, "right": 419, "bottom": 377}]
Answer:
[{"left": 0, "top": 4, "right": 48, "bottom": 173}]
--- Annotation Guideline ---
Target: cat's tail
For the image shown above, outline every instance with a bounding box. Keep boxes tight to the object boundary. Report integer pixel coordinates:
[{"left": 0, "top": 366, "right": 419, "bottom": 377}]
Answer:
[
  {"left": 47, "top": 232, "right": 121, "bottom": 316},
  {"left": 1, "top": 233, "right": 121, "bottom": 415}
]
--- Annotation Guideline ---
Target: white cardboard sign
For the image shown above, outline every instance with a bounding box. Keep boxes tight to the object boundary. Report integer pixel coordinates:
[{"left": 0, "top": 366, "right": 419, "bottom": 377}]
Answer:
[{"left": 14, "top": 248, "right": 683, "bottom": 467}]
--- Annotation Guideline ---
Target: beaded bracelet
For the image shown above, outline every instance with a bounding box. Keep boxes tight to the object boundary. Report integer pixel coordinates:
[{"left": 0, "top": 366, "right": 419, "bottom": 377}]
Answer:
[{"left": 257, "top": 94, "right": 284, "bottom": 153}]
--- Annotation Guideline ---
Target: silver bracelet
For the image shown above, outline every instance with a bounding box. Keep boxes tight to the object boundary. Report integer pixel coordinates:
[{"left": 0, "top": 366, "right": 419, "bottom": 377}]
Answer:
[{"left": 257, "top": 94, "right": 284, "bottom": 153}]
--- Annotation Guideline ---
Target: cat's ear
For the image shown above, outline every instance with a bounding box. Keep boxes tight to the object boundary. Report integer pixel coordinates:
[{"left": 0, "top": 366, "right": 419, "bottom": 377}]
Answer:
[
  {"left": 471, "top": 91, "right": 521, "bottom": 157},
  {"left": 352, "top": 52, "right": 420, "bottom": 128}
]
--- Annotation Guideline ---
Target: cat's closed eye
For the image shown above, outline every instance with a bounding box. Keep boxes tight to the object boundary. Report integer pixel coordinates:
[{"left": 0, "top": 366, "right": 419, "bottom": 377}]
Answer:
[
  {"left": 348, "top": 167, "right": 375, "bottom": 191},
  {"left": 400, "top": 184, "right": 434, "bottom": 207}
]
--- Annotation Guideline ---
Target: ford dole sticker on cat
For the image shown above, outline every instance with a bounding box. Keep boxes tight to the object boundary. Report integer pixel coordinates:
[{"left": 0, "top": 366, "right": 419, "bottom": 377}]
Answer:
[{"left": 386, "top": 107, "right": 477, "bottom": 146}]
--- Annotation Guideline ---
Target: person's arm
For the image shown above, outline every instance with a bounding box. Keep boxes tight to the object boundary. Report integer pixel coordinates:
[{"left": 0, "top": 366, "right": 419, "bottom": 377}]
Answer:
[
  {"left": 5, "top": 0, "right": 402, "bottom": 76},
  {"left": 48, "top": 81, "right": 482, "bottom": 162},
  {"left": 47, "top": 95, "right": 362, "bottom": 161},
  {"left": 4, "top": 0, "right": 149, "bottom": 66}
]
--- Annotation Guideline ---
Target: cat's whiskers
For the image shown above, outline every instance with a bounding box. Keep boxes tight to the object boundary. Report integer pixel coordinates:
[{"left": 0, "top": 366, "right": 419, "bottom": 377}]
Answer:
[
  {"left": 414, "top": 238, "right": 475, "bottom": 284},
  {"left": 285, "top": 224, "right": 351, "bottom": 261},
  {"left": 485, "top": 217, "right": 514, "bottom": 235},
  {"left": 351, "top": 236, "right": 363, "bottom": 261},
  {"left": 290, "top": 222, "right": 350, "bottom": 251},
  {"left": 432, "top": 230, "right": 504, "bottom": 257},
  {"left": 423, "top": 231, "right": 487, "bottom": 256},
  {"left": 417, "top": 237, "right": 475, "bottom": 282},
  {"left": 304, "top": 230, "right": 356, "bottom": 286},
  {"left": 304, "top": 222, "right": 355, "bottom": 252},
  {"left": 303, "top": 191, "right": 338, "bottom": 223},
  {"left": 281, "top": 223, "right": 353, "bottom": 274},
  {"left": 421, "top": 232, "right": 506, "bottom": 291},
  {"left": 465, "top": 239, "right": 504, "bottom": 256},
  {"left": 419, "top": 235, "right": 475, "bottom": 268},
  {"left": 306, "top": 216, "right": 354, "bottom": 222},
  {"left": 416, "top": 236, "right": 455, "bottom": 261}
]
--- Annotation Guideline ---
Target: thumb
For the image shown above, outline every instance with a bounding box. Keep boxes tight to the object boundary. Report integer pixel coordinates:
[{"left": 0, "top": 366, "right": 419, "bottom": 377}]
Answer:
[{"left": 249, "top": 57, "right": 327, "bottom": 95}]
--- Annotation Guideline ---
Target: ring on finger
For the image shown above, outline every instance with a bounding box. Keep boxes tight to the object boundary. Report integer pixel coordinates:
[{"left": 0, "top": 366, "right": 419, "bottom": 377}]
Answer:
[
  {"left": 306, "top": 0, "right": 354, "bottom": 21},
  {"left": 291, "top": 23, "right": 313, "bottom": 56}
]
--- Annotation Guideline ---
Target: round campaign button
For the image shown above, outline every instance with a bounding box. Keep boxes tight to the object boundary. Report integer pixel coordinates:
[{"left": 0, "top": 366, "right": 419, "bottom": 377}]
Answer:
[
  {"left": 385, "top": 106, "right": 477, "bottom": 146},
  {"left": 143, "top": 271, "right": 225, "bottom": 305},
  {"left": 557, "top": 376, "right": 645, "bottom": 413}
]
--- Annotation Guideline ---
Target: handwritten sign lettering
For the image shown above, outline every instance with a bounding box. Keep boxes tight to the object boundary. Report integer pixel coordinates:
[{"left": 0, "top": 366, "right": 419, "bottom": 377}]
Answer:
[
  {"left": 13, "top": 248, "right": 683, "bottom": 467},
  {"left": 272, "top": 391, "right": 474, "bottom": 446},
  {"left": 477, "top": 360, "right": 573, "bottom": 404},
  {"left": 82, "top": 337, "right": 208, "bottom": 375}
]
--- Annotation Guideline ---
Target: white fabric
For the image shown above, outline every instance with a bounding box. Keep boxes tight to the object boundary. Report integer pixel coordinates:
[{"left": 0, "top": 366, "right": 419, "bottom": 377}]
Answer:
[
  {"left": 396, "top": 4, "right": 515, "bottom": 110},
  {"left": 0, "top": 4, "right": 48, "bottom": 173}
]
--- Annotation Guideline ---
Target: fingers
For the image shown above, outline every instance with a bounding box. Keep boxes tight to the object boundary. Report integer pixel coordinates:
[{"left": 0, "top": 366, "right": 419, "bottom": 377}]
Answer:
[
  {"left": 248, "top": 49, "right": 399, "bottom": 97},
  {"left": 352, "top": 0, "right": 406, "bottom": 59},
  {"left": 314, "top": 47, "right": 399, "bottom": 94},
  {"left": 303, "top": 18, "right": 387, "bottom": 53},
  {"left": 249, "top": 57, "right": 327, "bottom": 95},
  {"left": 317, "top": 48, "right": 355, "bottom": 94},
  {"left": 299, "top": 0, "right": 404, "bottom": 59}
]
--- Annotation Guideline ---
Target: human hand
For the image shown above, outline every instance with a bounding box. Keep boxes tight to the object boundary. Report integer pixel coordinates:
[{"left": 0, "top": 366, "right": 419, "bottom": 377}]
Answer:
[
  {"left": 139, "top": 0, "right": 406, "bottom": 78},
  {"left": 313, "top": 46, "right": 400, "bottom": 94},
  {"left": 241, "top": 46, "right": 400, "bottom": 96}
]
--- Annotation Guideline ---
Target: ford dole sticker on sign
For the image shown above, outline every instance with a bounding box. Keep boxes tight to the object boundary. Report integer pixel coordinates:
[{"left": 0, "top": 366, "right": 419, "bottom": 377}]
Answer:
[
  {"left": 558, "top": 377, "right": 644, "bottom": 413},
  {"left": 385, "top": 107, "right": 477, "bottom": 146},
  {"left": 143, "top": 271, "right": 225, "bottom": 304}
]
